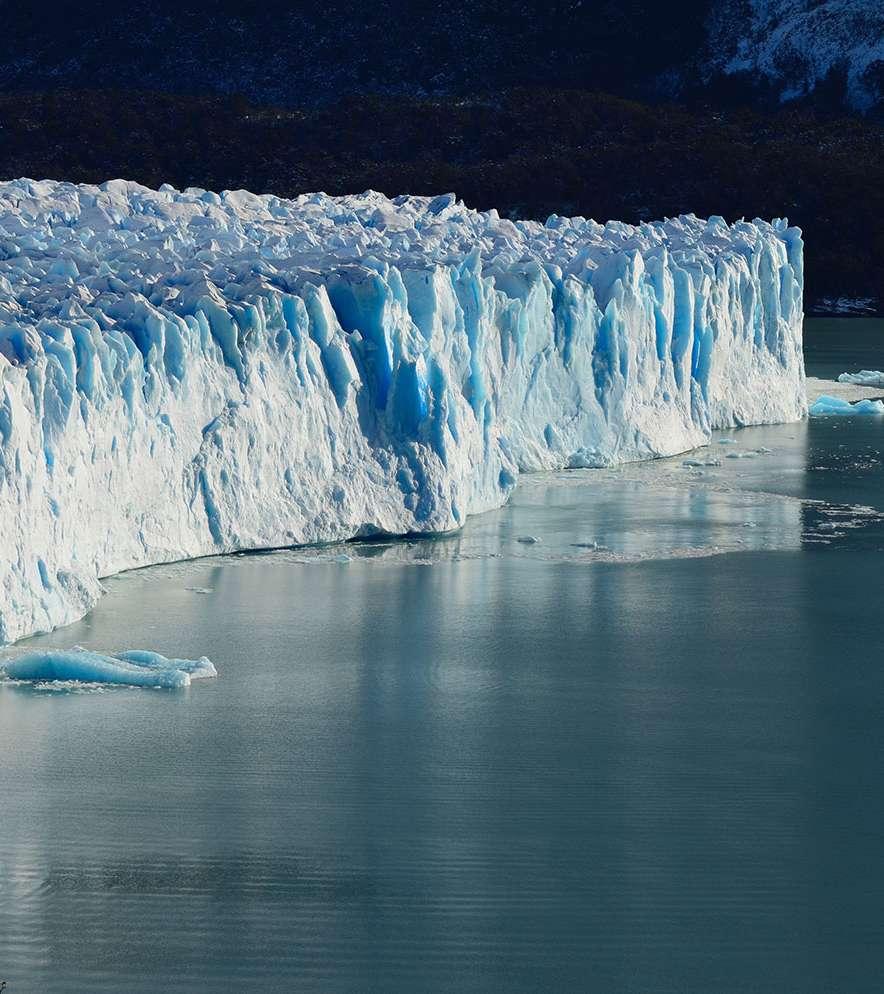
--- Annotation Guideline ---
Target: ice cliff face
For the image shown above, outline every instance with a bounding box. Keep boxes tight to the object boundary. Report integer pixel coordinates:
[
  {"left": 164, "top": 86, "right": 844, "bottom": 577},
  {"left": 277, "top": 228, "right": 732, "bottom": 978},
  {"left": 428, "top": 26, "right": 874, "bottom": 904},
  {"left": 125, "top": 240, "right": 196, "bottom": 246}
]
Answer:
[{"left": 0, "top": 179, "right": 805, "bottom": 643}]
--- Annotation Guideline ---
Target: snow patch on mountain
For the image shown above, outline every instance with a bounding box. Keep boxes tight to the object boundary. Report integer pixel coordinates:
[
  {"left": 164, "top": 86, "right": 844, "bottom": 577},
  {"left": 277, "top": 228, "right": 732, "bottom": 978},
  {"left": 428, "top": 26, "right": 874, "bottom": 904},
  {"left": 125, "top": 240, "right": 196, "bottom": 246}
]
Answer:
[{"left": 707, "top": 0, "right": 884, "bottom": 112}]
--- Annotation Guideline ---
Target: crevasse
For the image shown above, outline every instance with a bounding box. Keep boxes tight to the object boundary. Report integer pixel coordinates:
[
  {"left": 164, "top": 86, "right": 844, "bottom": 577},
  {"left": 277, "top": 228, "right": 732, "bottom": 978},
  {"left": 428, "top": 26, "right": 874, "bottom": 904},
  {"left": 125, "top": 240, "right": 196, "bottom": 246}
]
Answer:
[{"left": 0, "top": 180, "right": 805, "bottom": 644}]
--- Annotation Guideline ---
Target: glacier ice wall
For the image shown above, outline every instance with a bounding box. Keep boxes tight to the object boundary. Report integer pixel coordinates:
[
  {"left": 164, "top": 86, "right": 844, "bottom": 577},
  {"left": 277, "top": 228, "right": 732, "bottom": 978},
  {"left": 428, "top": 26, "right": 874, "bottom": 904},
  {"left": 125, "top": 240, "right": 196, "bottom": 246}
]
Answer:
[{"left": 0, "top": 179, "right": 805, "bottom": 643}]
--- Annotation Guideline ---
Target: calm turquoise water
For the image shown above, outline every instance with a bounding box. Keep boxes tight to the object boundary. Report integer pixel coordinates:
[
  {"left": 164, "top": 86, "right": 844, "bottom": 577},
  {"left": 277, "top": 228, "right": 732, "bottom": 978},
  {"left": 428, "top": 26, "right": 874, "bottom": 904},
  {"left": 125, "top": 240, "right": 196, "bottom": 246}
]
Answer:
[{"left": 2, "top": 320, "right": 884, "bottom": 993}]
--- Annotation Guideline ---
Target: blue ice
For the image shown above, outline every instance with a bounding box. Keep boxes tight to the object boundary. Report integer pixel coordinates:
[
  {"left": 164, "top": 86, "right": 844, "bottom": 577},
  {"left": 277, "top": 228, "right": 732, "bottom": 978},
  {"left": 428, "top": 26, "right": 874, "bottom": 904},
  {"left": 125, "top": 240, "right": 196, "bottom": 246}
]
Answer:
[
  {"left": 810, "top": 395, "right": 884, "bottom": 417},
  {"left": 2, "top": 647, "right": 217, "bottom": 688}
]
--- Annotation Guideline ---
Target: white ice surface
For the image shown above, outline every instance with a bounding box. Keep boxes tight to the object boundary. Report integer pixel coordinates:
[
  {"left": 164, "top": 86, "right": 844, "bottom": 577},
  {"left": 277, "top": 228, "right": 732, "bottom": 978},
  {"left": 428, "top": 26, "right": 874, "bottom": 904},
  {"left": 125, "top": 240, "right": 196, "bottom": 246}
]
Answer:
[
  {"left": 838, "top": 370, "right": 884, "bottom": 388},
  {"left": 2, "top": 647, "right": 216, "bottom": 688},
  {"left": 806, "top": 376, "right": 883, "bottom": 405},
  {"left": 0, "top": 179, "right": 805, "bottom": 643}
]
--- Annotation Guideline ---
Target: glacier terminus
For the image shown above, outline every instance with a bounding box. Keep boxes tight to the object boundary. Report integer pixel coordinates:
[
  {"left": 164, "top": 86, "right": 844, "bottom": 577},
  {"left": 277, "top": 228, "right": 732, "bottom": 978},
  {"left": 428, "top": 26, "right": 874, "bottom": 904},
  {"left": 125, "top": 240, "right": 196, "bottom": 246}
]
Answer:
[{"left": 0, "top": 179, "right": 806, "bottom": 644}]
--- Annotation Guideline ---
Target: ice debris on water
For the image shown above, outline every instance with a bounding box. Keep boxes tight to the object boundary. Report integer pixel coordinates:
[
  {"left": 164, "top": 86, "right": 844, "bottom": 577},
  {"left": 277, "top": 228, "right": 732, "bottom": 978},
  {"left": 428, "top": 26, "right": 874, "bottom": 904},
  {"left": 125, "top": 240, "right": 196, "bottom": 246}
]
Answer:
[
  {"left": 2, "top": 647, "right": 217, "bottom": 688},
  {"left": 837, "top": 370, "right": 884, "bottom": 388},
  {"left": 810, "top": 395, "right": 884, "bottom": 417},
  {"left": 0, "top": 179, "right": 806, "bottom": 644}
]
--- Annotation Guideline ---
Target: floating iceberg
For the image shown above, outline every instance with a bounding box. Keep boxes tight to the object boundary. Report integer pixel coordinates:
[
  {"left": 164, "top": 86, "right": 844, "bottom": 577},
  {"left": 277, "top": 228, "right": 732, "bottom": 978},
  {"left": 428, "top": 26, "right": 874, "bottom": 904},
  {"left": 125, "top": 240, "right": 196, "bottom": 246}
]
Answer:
[
  {"left": 0, "top": 179, "right": 806, "bottom": 643},
  {"left": 810, "top": 395, "right": 884, "bottom": 417},
  {"left": 2, "top": 647, "right": 216, "bottom": 688},
  {"left": 837, "top": 370, "right": 884, "bottom": 388}
]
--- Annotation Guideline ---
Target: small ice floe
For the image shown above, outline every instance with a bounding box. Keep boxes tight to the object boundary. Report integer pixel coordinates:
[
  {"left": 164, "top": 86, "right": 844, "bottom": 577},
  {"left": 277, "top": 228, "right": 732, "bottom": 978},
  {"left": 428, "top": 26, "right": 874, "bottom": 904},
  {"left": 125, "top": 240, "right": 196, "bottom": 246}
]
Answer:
[
  {"left": 185, "top": 586, "right": 214, "bottom": 594},
  {"left": 717, "top": 438, "right": 737, "bottom": 444},
  {"left": 726, "top": 450, "right": 758, "bottom": 459},
  {"left": 837, "top": 370, "right": 884, "bottom": 388},
  {"left": 2, "top": 647, "right": 217, "bottom": 689},
  {"left": 810, "top": 395, "right": 884, "bottom": 417},
  {"left": 682, "top": 457, "right": 722, "bottom": 467},
  {"left": 812, "top": 297, "right": 877, "bottom": 317},
  {"left": 516, "top": 535, "right": 542, "bottom": 544}
]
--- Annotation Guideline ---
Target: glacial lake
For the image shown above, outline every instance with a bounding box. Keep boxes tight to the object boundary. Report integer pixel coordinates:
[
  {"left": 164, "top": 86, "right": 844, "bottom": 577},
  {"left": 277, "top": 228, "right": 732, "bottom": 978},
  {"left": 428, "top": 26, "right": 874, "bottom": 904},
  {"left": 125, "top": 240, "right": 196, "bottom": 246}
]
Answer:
[{"left": 2, "top": 319, "right": 884, "bottom": 993}]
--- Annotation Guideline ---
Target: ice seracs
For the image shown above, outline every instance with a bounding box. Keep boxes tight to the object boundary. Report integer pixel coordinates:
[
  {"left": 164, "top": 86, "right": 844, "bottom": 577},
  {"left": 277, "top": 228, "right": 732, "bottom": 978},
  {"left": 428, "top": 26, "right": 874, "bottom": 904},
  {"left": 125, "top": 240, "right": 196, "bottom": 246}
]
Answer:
[{"left": 0, "top": 179, "right": 806, "bottom": 643}]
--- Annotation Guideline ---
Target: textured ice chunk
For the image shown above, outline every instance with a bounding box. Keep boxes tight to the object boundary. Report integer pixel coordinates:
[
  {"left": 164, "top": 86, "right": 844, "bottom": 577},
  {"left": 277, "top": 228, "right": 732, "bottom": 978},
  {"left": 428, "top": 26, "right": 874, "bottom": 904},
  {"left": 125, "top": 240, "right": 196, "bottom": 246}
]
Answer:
[
  {"left": 0, "top": 180, "right": 806, "bottom": 643},
  {"left": 837, "top": 370, "right": 884, "bottom": 388},
  {"left": 2, "top": 647, "right": 216, "bottom": 688},
  {"left": 810, "top": 395, "right": 884, "bottom": 416}
]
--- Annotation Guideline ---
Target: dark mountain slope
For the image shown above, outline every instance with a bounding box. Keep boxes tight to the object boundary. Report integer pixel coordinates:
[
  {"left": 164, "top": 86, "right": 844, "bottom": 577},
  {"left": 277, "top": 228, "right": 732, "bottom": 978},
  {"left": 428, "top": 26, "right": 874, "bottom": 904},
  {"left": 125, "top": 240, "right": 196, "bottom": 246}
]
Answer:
[
  {"left": 1, "top": 88, "right": 881, "bottom": 311},
  {"left": 0, "top": 0, "right": 711, "bottom": 106},
  {"left": 1, "top": 0, "right": 881, "bottom": 115}
]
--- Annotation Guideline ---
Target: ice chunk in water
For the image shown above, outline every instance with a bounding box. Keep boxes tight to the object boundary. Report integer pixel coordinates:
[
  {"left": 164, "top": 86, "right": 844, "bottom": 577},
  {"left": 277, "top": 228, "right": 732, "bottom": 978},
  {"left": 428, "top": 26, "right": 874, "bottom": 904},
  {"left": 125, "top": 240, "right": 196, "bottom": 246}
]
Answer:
[
  {"left": 837, "top": 370, "right": 884, "bottom": 388},
  {"left": 3, "top": 647, "right": 216, "bottom": 688},
  {"left": 810, "top": 395, "right": 884, "bottom": 417}
]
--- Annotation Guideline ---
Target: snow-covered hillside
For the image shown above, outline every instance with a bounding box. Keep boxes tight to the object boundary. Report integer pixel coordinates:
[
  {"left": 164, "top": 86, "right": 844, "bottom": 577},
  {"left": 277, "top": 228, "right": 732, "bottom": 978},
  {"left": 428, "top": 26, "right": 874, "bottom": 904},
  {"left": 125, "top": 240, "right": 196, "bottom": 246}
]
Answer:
[
  {"left": 0, "top": 180, "right": 805, "bottom": 643},
  {"left": 707, "top": 0, "right": 884, "bottom": 112},
  {"left": 1, "top": 1, "right": 880, "bottom": 115}
]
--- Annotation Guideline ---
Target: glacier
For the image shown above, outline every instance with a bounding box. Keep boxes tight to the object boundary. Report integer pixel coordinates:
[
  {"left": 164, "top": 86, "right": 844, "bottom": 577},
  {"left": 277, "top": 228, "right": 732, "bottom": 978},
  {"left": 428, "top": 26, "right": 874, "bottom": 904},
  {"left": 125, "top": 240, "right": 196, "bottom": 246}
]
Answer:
[
  {"left": 0, "top": 179, "right": 805, "bottom": 644},
  {"left": 2, "top": 647, "right": 216, "bottom": 688}
]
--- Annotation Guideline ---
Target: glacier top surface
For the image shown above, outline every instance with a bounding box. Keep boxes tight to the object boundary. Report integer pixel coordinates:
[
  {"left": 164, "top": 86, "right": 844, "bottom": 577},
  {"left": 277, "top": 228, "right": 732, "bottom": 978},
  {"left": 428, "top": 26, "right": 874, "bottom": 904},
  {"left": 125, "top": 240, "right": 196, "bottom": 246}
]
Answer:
[{"left": 0, "top": 178, "right": 793, "bottom": 334}]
